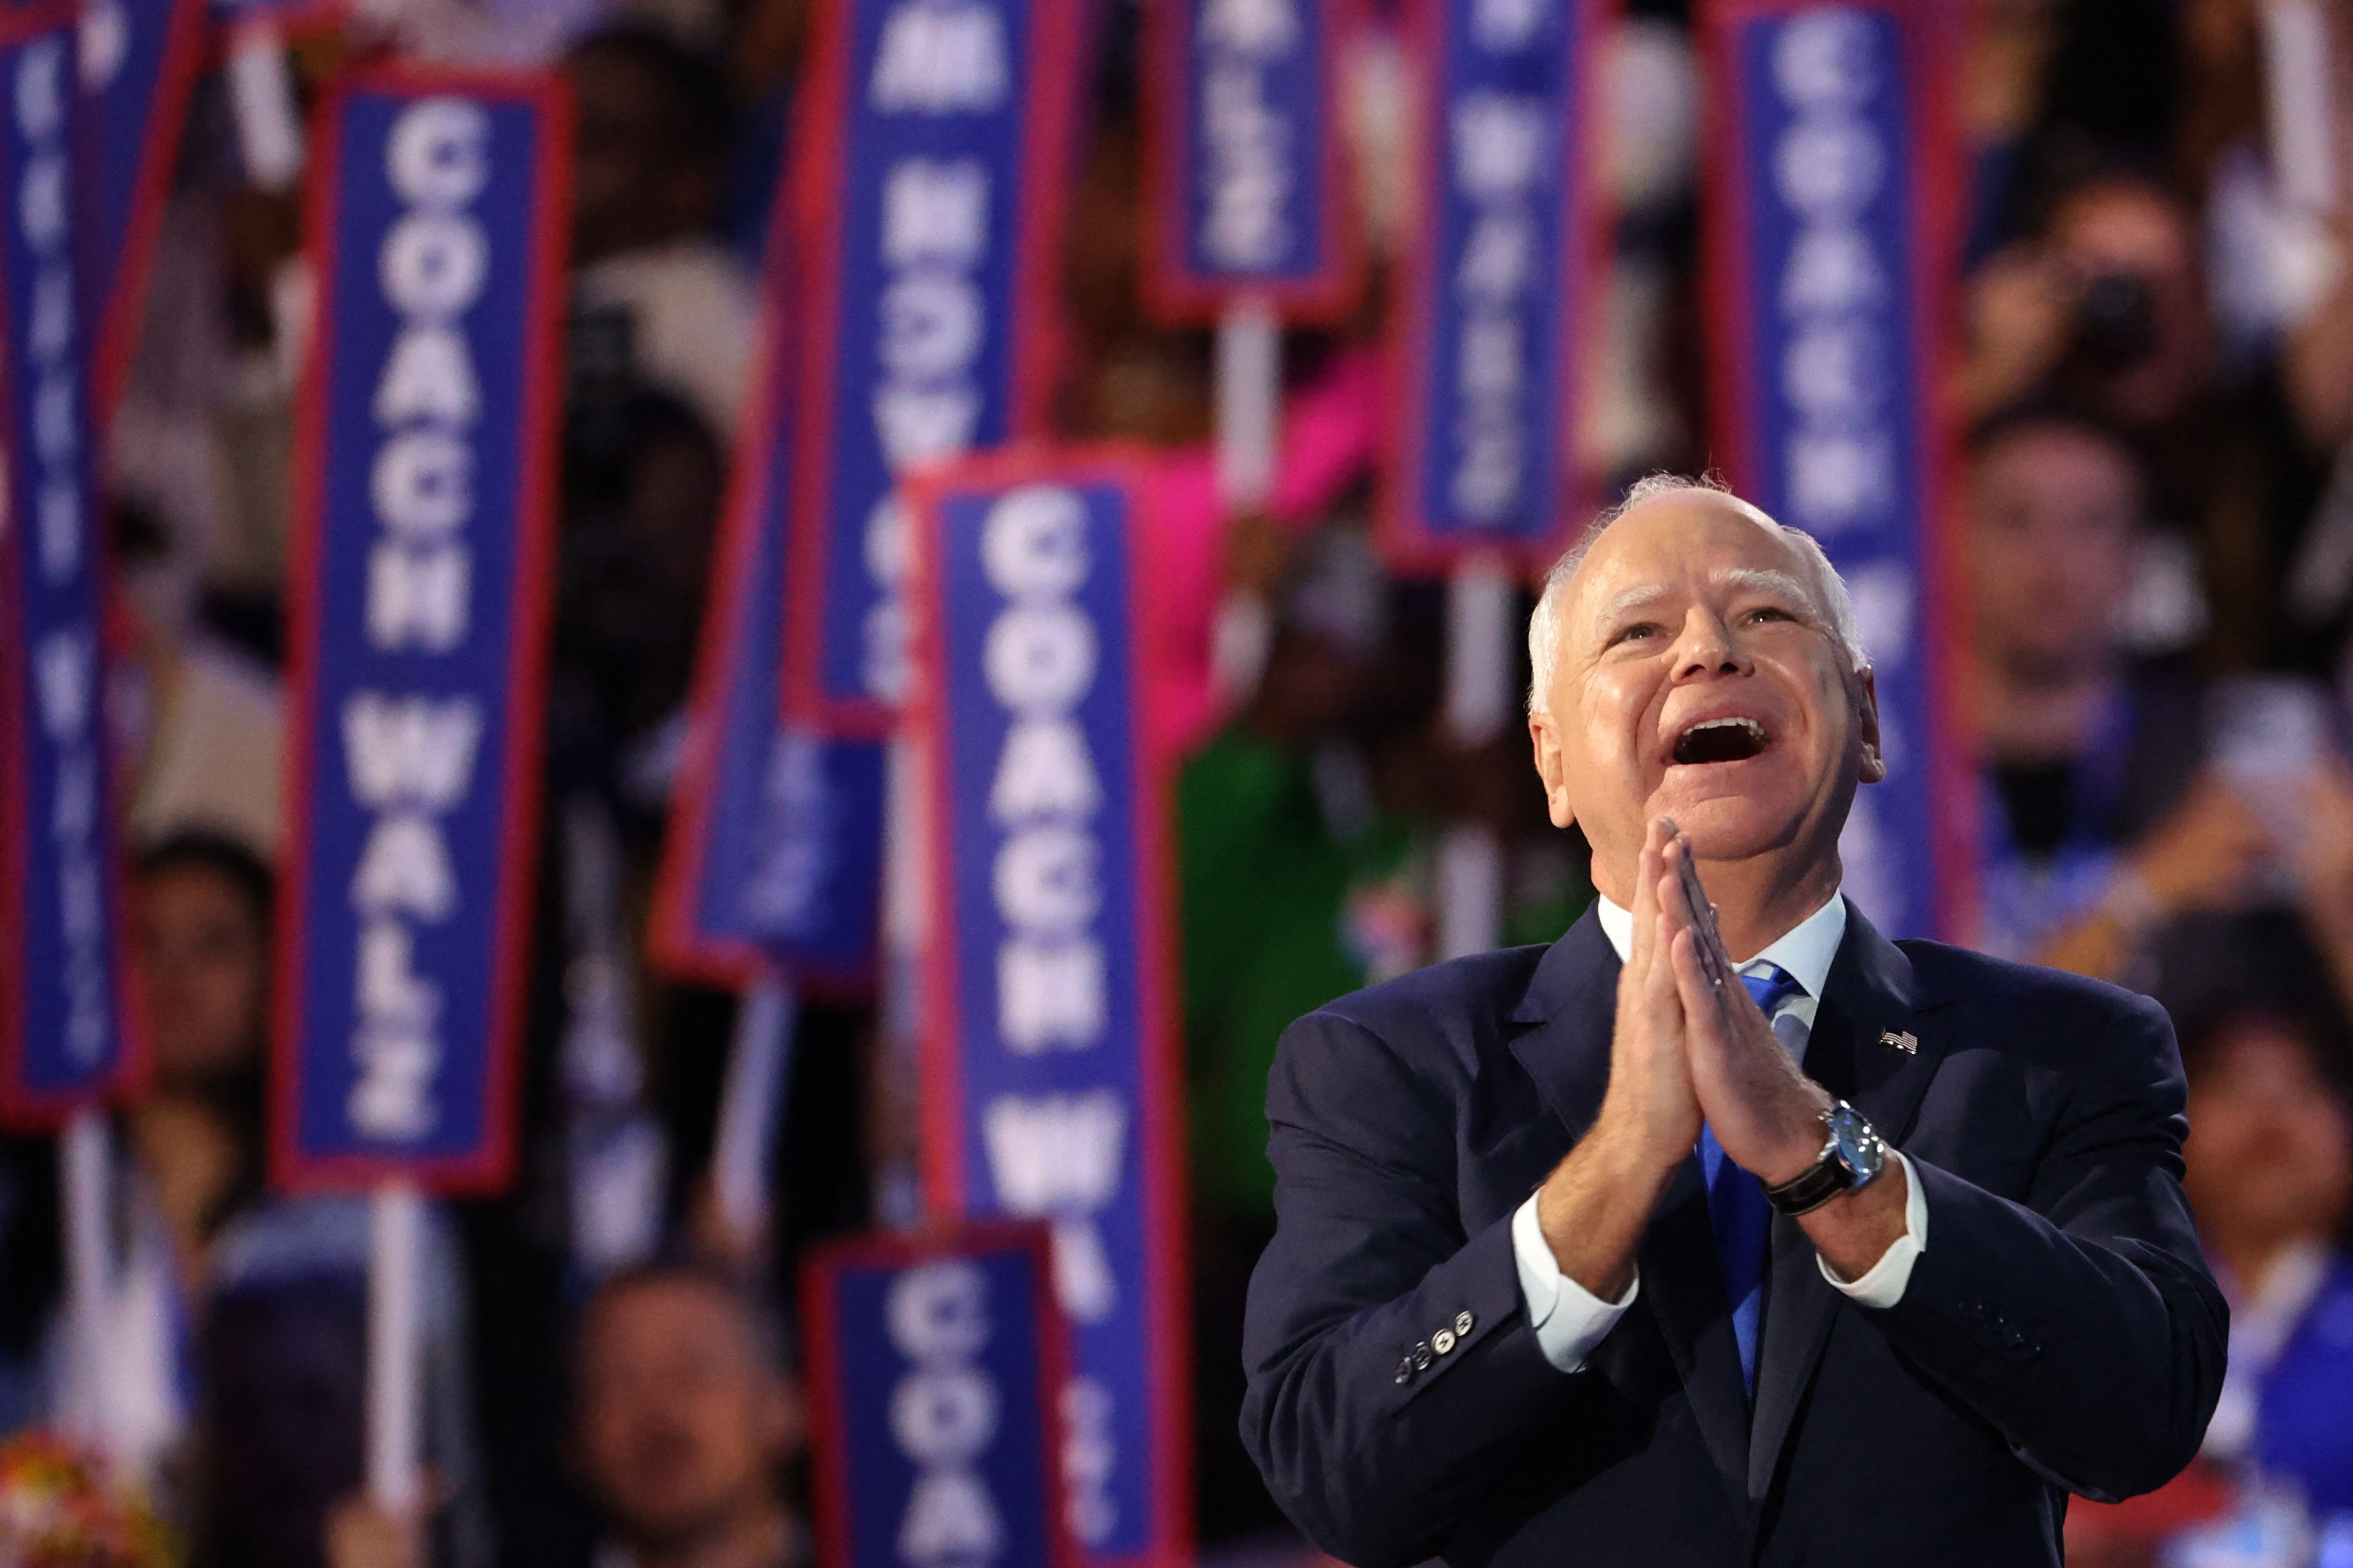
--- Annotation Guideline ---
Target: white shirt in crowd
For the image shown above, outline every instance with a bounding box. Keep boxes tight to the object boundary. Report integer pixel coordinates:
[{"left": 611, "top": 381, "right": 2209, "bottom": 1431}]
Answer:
[{"left": 574, "top": 239, "right": 760, "bottom": 441}]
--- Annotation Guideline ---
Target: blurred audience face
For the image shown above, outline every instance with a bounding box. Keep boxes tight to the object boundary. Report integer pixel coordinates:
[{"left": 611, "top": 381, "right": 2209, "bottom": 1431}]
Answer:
[
  {"left": 559, "top": 394, "right": 723, "bottom": 739},
  {"left": 1968, "top": 419, "right": 2142, "bottom": 687},
  {"left": 2183, "top": 1016, "right": 2353, "bottom": 1278},
  {"left": 564, "top": 38, "right": 723, "bottom": 265},
  {"left": 1529, "top": 491, "right": 1881, "bottom": 894},
  {"left": 574, "top": 1275, "right": 799, "bottom": 1554},
  {"left": 2046, "top": 179, "right": 2211, "bottom": 428},
  {"left": 132, "top": 860, "right": 268, "bottom": 1090}
]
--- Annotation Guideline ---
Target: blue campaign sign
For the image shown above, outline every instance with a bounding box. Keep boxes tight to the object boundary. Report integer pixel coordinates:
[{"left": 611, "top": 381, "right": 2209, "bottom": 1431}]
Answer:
[
  {"left": 785, "top": 0, "right": 1084, "bottom": 737},
  {"left": 912, "top": 450, "right": 1189, "bottom": 1568},
  {"left": 81, "top": 0, "right": 207, "bottom": 413},
  {"left": 1140, "top": 0, "right": 1357, "bottom": 323},
  {"left": 1381, "top": 0, "right": 1605, "bottom": 572},
  {"left": 273, "top": 70, "right": 571, "bottom": 1192},
  {"left": 802, "top": 1222, "right": 1072, "bottom": 1568},
  {"left": 0, "top": 5, "right": 145, "bottom": 1125},
  {"left": 1704, "top": 0, "right": 1968, "bottom": 940},
  {"left": 651, "top": 279, "right": 885, "bottom": 993}
]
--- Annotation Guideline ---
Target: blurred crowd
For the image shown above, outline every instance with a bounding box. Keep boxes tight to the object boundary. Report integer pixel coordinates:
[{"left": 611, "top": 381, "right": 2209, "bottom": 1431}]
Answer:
[{"left": 5, "top": 0, "right": 2353, "bottom": 1565}]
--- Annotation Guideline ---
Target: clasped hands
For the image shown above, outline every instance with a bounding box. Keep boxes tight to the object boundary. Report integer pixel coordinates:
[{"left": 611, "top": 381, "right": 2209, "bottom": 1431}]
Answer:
[{"left": 1535, "top": 818, "right": 1907, "bottom": 1301}]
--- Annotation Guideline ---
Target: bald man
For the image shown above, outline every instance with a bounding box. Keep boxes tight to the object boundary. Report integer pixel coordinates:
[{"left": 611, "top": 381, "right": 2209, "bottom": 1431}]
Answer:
[{"left": 1239, "top": 479, "right": 2225, "bottom": 1567}]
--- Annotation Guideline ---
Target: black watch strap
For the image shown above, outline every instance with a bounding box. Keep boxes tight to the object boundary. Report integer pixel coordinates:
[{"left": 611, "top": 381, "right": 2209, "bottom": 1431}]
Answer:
[{"left": 1762, "top": 1144, "right": 1855, "bottom": 1217}]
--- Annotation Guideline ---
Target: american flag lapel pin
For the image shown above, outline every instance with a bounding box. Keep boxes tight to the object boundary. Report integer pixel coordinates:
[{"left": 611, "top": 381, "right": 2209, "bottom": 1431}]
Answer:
[{"left": 1879, "top": 1028, "right": 1918, "bottom": 1055}]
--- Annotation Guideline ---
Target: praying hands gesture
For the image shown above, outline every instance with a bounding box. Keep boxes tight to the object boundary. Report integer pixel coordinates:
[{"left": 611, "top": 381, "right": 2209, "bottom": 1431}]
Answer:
[{"left": 1538, "top": 818, "right": 1908, "bottom": 1299}]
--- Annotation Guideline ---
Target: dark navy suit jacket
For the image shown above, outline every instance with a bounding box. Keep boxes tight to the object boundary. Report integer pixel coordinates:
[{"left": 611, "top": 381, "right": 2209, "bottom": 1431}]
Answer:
[{"left": 1241, "top": 903, "right": 2228, "bottom": 1567}]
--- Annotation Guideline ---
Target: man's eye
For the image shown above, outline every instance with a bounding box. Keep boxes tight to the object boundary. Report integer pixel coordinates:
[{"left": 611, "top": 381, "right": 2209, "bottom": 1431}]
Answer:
[
  {"left": 1746, "top": 606, "right": 1796, "bottom": 625},
  {"left": 1609, "top": 623, "right": 1658, "bottom": 647}
]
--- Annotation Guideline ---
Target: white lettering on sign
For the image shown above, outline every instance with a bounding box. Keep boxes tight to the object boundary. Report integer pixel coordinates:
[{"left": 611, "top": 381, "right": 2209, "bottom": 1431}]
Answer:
[
  {"left": 872, "top": 0, "right": 1010, "bottom": 113},
  {"left": 990, "top": 719, "right": 1102, "bottom": 822},
  {"left": 367, "top": 542, "right": 472, "bottom": 651},
  {"left": 996, "top": 938, "right": 1106, "bottom": 1053},
  {"left": 1060, "top": 1377, "right": 1117, "bottom": 1548},
  {"left": 1195, "top": 0, "right": 1301, "bottom": 269},
  {"left": 14, "top": 33, "right": 108, "bottom": 1067},
  {"left": 1769, "top": 10, "right": 1894, "bottom": 538},
  {"left": 977, "top": 486, "right": 1112, "bottom": 1063},
  {"left": 343, "top": 693, "right": 483, "bottom": 809},
  {"left": 884, "top": 159, "right": 990, "bottom": 264},
  {"left": 887, "top": 1261, "right": 1008, "bottom": 1567},
  {"left": 970, "top": 483, "right": 1126, "bottom": 1546},
  {"left": 1470, "top": 0, "right": 1544, "bottom": 50},
  {"left": 374, "top": 325, "right": 482, "bottom": 425},
  {"left": 739, "top": 729, "right": 829, "bottom": 932},
  {"left": 1444, "top": 34, "right": 1555, "bottom": 523},
  {"left": 860, "top": 9, "right": 1008, "bottom": 702},
  {"left": 981, "top": 1091, "right": 1127, "bottom": 1326},
  {"left": 339, "top": 96, "right": 496, "bottom": 1141}
]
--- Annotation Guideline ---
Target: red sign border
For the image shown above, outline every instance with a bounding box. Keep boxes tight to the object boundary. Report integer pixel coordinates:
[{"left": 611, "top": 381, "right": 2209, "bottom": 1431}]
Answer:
[
  {"left": 0, "top": 0, "right": 155, "bottom": 1130},
  {"left": 1697, "top": 0, "right": 1977, "bottom": 942},
  {"left": 1137, "top": 0, "right": 1366, "bottom": 326},
  {"left": 269, "top": 64, "right": 573, "bottom": 1195},
  {"left": 781, "top": 0, "right": 1087, "bottom": 739},
  {"left": 800, "top": 1218, "right": 1077, "bottom": 1568},
  {"left": 1374, "top": 0, "right": 1618, "bottom": 579},
  {"left": 904, "top": 443, "right": 1197, "bottom": 1568},
  {"left": 647, "top": 188, "right": 885, "bottom": 998},
  {"left": 643, "top": 283, "right": 783, "bottom": 991}
]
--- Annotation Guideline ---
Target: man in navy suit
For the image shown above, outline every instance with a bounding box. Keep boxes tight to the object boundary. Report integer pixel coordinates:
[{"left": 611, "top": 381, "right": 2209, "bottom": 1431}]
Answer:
[{"left": 1240, "top": 479, "right": 2227, "bottom": 1567}]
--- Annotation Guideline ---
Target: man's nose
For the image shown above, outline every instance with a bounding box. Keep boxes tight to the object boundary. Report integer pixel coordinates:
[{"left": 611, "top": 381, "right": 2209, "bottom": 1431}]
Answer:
[{"left": 1672, "top": 611, "right": 1752, "bottom": 681}]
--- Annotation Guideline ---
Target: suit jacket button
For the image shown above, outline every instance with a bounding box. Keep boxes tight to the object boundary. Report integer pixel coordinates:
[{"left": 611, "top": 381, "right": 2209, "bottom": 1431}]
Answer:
[
  {"left": 1394, "top": 1356, "right": 1414, "bottom": 1384},
  {"left": 1412, "top": 1341, "right": 1433, "bottom": 1370},
  {"left": 1454, "top": 1311, "right": 1475, "bottom": 1337},
  {"left": 1433, "top": 1328, "right": 1456, "bottom": 1355}
]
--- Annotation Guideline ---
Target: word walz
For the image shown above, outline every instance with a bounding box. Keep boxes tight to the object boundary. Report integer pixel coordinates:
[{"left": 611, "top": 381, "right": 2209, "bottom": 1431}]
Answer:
[{"left": 343, "top": 97, "right": 499, "bottom": 1142}]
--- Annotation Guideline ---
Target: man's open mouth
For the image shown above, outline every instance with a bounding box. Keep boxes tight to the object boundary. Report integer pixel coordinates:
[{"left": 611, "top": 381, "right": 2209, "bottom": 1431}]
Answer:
[{"left": 1671, "top": 716, "right": 1769, "bottom": 765}]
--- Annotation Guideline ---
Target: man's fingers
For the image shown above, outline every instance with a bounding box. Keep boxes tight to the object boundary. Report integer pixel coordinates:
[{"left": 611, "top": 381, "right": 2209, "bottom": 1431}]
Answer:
[
  {"left": 1630, "top": 818, "right": 1669, "bottom": 974},
  {"left": 1673, "top": 837, "right": 1728, "bottom": 968},
  {"left": 1649, "top": 907, "right": 1685, "bottom": 1005},
  {"left": 1635, "top": 818, "right": 1670, "bottom": 919},
  {"left": 1661, "top": 835, "right": 1732, "bottom": 990},
  {"left": 1667, "top": 929, "right": 1727, "bottom": 1052}
]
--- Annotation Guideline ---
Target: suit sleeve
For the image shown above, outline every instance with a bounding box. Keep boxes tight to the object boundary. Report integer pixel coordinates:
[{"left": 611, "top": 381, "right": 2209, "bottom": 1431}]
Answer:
[
  {"left": 1868, "top": 989, "right": 2229, "bottom": 1501},
  {"left": 1239, "top": 1008, "right": 1593, "bottom": 1568}
]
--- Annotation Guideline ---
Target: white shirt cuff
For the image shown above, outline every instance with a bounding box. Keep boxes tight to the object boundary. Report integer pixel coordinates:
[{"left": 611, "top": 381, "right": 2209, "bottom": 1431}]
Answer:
[
  {"left": 1511, "top": 1191, "right": 1637, "bottom": 1373},
  {"left": 1816, "top": 1148, "right": 1928, "bottom": 1308}
]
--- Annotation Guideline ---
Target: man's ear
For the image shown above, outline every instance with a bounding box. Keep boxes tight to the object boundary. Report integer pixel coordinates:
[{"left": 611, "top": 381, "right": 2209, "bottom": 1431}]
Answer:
[
  {"left": 1528, "top": 709, "right": 1579, "bottom": 829},
  {"left": 1853, "top": 667, "right": 1887, "bottom": 784}
]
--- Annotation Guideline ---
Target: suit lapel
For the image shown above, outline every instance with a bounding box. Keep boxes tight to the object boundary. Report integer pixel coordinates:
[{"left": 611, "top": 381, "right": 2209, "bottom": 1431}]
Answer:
[
  {"left": 1505, "top": 909, "right": 1618, "bottom": 1143},
  {"left": 1747, "top": 905, "right": 1952, "bottom": 1501},
  {"left": 1509, "top": 910, "right": 1753, "bottom": 1511}
]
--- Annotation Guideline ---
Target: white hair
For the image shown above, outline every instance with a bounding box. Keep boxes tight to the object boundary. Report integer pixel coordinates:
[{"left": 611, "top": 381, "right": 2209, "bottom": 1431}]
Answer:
[{"left": 1525, "top": 473, "right": 1871, "bottom": 716}]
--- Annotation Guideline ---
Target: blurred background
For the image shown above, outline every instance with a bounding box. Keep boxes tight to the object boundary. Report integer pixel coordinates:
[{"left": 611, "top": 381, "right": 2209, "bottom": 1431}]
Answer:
[{"left": 7, "top": 0, "right": 2353, "bottom": 1565}]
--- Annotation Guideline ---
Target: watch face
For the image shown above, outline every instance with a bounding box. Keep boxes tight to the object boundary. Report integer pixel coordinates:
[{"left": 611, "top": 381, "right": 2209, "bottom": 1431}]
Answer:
[{"left": 1825, "top": 1104, "right": 1885, "bottom": 1183}]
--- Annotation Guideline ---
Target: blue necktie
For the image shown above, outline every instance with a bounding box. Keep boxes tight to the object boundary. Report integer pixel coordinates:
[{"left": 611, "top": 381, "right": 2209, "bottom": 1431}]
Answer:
[{"left": 1701, "top": 963, "right": 1806, "bottom": 1400}]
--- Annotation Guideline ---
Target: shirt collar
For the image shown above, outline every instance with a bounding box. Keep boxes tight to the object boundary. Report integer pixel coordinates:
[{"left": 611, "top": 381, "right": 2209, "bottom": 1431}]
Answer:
[{"left": 1593, "top": 888, "right": 1847, "bottom": 1001}]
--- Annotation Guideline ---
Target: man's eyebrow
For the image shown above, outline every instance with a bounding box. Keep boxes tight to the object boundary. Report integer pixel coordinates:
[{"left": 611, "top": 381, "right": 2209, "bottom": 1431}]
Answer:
[
  {"left": 1718, "top": 567, "right": 1816, "bottom": 608},
  {"left": 1588, "top": 584, "right": 1669, "bottom": 629},
  {"left": 1586, "top": 569, "right": 1815, "bottom": 629}
]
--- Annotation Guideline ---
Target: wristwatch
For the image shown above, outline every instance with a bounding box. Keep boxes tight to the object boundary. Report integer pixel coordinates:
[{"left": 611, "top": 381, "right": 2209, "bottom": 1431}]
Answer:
[{"left": 1761, "top": 1101, "right": 1886, "bottom": 1217}]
